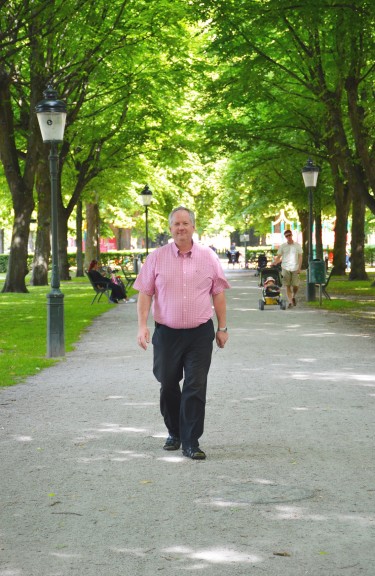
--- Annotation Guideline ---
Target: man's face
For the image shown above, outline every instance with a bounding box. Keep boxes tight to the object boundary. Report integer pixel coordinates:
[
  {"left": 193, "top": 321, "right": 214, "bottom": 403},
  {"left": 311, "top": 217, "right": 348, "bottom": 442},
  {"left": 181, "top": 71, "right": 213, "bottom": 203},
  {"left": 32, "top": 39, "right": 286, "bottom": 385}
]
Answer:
[
  {"left": 170, "top": 210, "right": 195, "bottom": 244},
  {"left": 284, "top": 232, "right": 293, "bottom": 244}
]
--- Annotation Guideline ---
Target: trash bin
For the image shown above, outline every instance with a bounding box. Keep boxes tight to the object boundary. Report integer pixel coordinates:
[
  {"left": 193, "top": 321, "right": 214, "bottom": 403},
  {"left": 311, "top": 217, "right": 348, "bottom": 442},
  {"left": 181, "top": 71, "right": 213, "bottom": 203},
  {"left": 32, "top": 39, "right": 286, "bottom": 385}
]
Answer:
[
  {"left": 133, "top": 257, "right": 139, "bottom": 274},
  {"left": 133, "top": 256, "right": 142, "bottom": 274},
  {"left": 309, "top": 259, "right": 326, "bottom": 284}
]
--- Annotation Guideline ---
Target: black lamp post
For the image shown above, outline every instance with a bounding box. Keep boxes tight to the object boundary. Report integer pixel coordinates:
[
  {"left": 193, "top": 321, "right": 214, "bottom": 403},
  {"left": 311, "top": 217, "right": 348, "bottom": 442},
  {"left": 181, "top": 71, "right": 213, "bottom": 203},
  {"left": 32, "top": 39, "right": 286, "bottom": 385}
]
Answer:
[
  {"left": 302, "top": 158, "right": 320, "bottom": 302},
  {"left": 35, "top": 86, "right": 67, "bottom": 357},
  {"left": 140, "top": 185, "right": 153, "bottom": 255}
]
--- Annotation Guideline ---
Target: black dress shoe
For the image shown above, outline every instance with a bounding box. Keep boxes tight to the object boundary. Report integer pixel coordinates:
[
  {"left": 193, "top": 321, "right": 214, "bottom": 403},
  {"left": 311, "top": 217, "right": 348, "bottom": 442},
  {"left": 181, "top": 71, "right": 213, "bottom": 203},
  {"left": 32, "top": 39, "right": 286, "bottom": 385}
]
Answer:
[
  {"left": 163, "top": 436, "right": 181, "bottom": 451},
  {"left": 182, "top": 447, "right": 206, "bottom": 460}
]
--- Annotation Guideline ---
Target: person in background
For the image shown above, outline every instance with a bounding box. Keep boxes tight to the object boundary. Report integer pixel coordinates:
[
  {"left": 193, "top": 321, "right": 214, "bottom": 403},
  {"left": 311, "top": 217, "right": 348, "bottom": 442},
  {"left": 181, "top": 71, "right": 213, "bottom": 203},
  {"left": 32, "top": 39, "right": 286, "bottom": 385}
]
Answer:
[
  {"left": 134, "top": 206, "right": 230, "bottom": 460},
  {"left": 226, "top": 242, "right": 240, "bottom": 265},
  {"left": 88, "top": 260, "right": 136, "bottom": 304},
  {"left": 272, "top": 230, "right": 302, "bottom": 308}
]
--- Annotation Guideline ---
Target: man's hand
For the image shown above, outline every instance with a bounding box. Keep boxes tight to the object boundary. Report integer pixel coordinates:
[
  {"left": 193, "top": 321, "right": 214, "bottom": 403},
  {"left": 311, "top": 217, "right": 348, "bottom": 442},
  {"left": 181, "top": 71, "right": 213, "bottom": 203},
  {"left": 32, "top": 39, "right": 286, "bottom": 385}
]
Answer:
[
  {"left": 137, "top": 327, "right": 150, "bottom": 350},
  {"left": 136, "top": 292, "right": 152, "bottom": 350},
  {"left": 216, "top": 330, "right": 229, "bottom": 349}
]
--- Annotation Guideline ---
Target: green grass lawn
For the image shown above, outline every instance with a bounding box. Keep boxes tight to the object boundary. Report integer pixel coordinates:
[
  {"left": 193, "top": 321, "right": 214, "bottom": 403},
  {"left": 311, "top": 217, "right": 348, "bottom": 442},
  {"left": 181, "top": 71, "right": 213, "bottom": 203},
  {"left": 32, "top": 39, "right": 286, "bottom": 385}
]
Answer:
[
  {"left": 0, "top": 276, "right": 125, "bottom": 388},
  {"left": 307, "top": 271, "right": 375, "bottom": 317}
]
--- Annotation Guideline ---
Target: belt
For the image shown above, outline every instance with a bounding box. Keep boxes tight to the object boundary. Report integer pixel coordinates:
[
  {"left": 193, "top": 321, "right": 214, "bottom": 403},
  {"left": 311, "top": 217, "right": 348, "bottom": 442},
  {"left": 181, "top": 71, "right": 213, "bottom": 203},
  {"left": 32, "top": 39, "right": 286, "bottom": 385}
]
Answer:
[{"left": 155, "top": 320, "right": 211, "bottom": 330}]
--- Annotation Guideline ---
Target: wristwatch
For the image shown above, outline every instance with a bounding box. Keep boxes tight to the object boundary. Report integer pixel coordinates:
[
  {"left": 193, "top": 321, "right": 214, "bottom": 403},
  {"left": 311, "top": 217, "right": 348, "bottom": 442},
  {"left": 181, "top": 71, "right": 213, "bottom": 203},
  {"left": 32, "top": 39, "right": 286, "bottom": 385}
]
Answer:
[{"left": 217, "top": 326, "right": 228, "bottom": 332}]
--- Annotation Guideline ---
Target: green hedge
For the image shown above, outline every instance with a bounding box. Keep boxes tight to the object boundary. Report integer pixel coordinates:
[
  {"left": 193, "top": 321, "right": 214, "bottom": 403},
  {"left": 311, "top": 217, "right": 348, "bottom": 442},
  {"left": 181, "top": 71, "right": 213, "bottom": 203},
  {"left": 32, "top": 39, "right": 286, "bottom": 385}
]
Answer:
[
  {"left": 245, "top": 248, "right": 277, "bottom": 263},
  {"left": 365, "top": 245, "right": 375, "bottom": 266}
]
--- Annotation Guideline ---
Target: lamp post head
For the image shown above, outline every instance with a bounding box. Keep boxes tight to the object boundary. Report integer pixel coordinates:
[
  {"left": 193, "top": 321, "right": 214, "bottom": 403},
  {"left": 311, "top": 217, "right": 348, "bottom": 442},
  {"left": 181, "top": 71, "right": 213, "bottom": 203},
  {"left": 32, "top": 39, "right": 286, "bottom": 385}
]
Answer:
[
  {"left": 140, "top": 184, "right": 153, "bottom": 206},
  {"left": 302, "top": 158, "right": 320, "bottom": 189},
  {"left": 35, "top": 85, "right": 67, "bottom": 143}
]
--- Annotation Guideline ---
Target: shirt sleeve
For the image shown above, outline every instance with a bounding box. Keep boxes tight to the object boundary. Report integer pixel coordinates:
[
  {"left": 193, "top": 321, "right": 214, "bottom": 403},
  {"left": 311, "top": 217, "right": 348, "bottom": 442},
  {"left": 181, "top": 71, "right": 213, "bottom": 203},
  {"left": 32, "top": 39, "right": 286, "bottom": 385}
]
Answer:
[
  {"left": 133, "top": 253, "right": 156, "bottom": 295},
  {"left": 211, "top": 255, "right": 231, "bottom": 295}
]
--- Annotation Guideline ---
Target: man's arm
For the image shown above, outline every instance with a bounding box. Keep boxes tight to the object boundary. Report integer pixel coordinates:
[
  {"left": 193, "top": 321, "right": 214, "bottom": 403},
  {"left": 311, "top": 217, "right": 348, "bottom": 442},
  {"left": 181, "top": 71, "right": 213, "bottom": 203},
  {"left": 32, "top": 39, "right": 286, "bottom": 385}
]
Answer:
[
  {"left": 212, "top": 291, "right": 229, "bottom": 348},
  {"left": 136, "top": 292, "right": 153, "bottom": 350},
  {"left": 297, "top": 252, "right": 303, "bottom": 272}
]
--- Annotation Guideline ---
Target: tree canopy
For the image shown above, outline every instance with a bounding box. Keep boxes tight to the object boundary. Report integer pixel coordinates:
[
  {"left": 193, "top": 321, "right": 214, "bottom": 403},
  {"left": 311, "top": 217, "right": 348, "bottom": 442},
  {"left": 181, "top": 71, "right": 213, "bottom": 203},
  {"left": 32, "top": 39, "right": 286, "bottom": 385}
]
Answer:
[{"left": 1, "top": 0, "right": 374, "bottom": 290}]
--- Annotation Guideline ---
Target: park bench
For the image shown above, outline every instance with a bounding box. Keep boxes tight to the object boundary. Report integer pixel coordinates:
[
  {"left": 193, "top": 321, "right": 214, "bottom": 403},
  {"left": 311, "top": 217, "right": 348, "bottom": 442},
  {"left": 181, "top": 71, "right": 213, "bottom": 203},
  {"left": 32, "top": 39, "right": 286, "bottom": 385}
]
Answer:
[
  {"left": 120, "top": 265, "right": 138, "bottom": 290},
  {"left": 85, "top": 271, "right": 111, "bottom": 304},
  {"left": 315, "top": 268, "right": 333, "bottom": 304}
]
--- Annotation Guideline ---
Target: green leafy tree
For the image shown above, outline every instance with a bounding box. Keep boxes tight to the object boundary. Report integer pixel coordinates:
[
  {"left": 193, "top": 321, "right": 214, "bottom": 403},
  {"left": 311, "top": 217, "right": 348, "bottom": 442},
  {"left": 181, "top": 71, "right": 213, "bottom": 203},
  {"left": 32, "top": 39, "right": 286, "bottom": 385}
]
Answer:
[
  {"left": 191, "top": 0, "right": 375, "bottom": 277},
  {"left": 0, "top": 0, "right": 195, "bottom": 290}
]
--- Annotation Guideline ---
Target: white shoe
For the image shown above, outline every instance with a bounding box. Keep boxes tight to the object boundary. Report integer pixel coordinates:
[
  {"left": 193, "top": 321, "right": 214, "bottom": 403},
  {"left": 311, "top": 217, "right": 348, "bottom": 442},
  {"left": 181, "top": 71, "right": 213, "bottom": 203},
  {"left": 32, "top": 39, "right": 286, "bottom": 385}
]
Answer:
[{"left": 126, "top": 298, "right": 137, "bottom": 303}]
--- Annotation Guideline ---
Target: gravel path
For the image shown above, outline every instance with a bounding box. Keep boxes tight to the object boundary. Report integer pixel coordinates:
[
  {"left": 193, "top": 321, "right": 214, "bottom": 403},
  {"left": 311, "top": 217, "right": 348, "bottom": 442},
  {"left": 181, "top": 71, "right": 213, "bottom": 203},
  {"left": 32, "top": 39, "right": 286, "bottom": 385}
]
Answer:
[{"left": 1, "top": 269, "right": 374, "bottom": 575}]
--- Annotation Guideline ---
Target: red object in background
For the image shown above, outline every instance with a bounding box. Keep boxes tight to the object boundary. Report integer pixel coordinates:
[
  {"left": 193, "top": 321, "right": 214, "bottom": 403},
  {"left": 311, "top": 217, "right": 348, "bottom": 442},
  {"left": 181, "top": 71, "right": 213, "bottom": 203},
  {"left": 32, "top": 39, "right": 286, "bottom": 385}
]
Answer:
[{"left": 100, "top": 238, "right": 117, "bottom": 252}]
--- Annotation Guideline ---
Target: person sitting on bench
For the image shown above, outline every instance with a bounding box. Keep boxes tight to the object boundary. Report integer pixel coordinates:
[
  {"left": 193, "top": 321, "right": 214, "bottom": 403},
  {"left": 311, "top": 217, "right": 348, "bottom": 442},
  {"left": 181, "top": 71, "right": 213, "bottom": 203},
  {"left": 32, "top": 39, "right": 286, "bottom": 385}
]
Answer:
[{"left": 88, "top": 260, "right": 135, "bottom": 304}]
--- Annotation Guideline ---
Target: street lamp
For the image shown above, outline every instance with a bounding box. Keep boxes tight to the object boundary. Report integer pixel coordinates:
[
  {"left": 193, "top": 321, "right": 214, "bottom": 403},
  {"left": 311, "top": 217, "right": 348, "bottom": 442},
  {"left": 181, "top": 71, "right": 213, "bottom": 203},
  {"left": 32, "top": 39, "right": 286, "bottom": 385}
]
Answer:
[
  {"left": 36, "top": 85, "right": 67, "bottom": 357},
  {"left": 302, "top": 158, "right": 320, "bottom": 302},
  {"left": 140, "top": 185, "right": 153, "bottom": 255}
]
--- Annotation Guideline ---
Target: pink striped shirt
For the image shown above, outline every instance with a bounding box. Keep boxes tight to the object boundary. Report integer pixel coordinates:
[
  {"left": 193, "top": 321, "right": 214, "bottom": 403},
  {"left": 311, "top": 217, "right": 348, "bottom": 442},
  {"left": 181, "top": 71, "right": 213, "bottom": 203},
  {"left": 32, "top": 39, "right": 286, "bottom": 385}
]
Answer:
[{"left": 134, "top": 242, "right": 230, "bottom": 329}]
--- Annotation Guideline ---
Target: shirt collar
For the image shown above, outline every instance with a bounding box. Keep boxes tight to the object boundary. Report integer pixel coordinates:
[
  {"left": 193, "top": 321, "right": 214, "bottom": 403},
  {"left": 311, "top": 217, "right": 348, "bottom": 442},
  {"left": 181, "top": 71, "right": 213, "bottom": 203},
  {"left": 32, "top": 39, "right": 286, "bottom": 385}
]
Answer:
[{"left": 172, "top": 240, "right": 194, "bottom": 257}]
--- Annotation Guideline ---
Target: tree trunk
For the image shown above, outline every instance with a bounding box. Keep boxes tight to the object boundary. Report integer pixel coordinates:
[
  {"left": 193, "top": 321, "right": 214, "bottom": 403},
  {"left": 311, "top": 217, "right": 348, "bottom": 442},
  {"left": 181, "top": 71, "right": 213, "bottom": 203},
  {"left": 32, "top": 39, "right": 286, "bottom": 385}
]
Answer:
[
  {"left": 315, "top": 212, "right": 323, "bottom": 260},
  {"left": 76, "top": 199, "right": 84, "bottom": 277},
  {"left": 2, "top": 204, "right": 34, "bottom": 292},
  {"left": 117, "top": 228, "right": 132, "bottom": 250},
  {"left": 57, "top": 206, "right": 71, "bottom": 281},
  {"left": 31, "top": 148, "right": 51, "bottom": 286},
  {"left": 332, "top": 197, "right": 349, "bottom": 276},
  {"left": 346, "top": 76, "right": 375, "bottom": 214},
  {"left": 330, "top": 184, "right": 352, "bottom": 276},
  {"left": 85, "top": 202, "right": 100, "bottom": 268},
  {"left": 120, "top": 228, "right": 131, "bottom": 250},
  {"left": 0, "top": 69, "right": 37, "bottom": 292},
  {"left": 108, "top": 225, "right": 132, "bottom": 250},
  {"left": 314, "top": 190, "right": 323, "bottom": 260},
  {"left": 326, "top": 148, "right": 351, "bottom": 275},
  {"left": 297, "top": 209, "right": 309, "bottom": 269},
  {"left": 349, "top": 193, "right": 368, "bottom": 280}
]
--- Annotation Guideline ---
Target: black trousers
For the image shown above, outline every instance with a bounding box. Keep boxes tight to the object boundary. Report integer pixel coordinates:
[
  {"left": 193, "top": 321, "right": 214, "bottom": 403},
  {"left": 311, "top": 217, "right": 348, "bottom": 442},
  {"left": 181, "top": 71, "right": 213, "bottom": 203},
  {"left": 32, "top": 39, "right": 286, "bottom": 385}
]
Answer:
[
  {"left": 97, "top": 278, "right": 126, "bottom": 300},
  {"left": 152, "top": 319, "right": 215, "bottom": 449}
]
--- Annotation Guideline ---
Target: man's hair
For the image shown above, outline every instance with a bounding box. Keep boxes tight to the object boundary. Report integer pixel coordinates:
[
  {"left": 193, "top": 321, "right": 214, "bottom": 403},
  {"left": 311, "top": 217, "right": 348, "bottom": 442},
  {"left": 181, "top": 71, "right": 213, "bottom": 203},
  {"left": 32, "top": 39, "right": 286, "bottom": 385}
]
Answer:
[{"left": 168, "top": 206, "right": 196, "bottom": 227}]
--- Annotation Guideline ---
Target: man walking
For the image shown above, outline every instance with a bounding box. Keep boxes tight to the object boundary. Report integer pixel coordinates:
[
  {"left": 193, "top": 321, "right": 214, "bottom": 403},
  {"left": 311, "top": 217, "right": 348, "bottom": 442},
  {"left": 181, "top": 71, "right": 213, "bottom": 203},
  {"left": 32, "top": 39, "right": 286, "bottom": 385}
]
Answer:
[
  {"left": 272, "top": 229, "right": 302, "bottom": 308},
  {"left": 134, "top": 206, "right": 230, "bottom": 460}
]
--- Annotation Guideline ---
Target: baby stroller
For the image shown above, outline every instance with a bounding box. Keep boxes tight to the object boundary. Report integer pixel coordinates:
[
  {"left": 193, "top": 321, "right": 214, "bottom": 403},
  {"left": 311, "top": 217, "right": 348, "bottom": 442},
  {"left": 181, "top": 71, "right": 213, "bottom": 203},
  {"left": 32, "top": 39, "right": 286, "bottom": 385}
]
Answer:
[{"left": 258, "top": 267, "right": 286, "bottom": 310}]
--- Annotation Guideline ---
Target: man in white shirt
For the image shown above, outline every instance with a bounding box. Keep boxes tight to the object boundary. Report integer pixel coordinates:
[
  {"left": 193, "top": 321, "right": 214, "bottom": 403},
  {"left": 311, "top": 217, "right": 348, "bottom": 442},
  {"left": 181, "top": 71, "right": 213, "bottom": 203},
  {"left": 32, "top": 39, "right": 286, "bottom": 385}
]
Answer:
[{"left": 272, "top": 230, "right": 303, "bottom": 308}]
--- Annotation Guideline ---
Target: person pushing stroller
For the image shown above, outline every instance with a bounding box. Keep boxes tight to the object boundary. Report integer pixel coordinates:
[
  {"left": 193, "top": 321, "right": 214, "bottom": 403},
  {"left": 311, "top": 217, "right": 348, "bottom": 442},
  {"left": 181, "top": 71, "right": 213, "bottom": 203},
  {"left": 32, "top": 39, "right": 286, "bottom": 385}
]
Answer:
[{"left": 271, "top": 229, "right": 302, "bottom": 308}]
